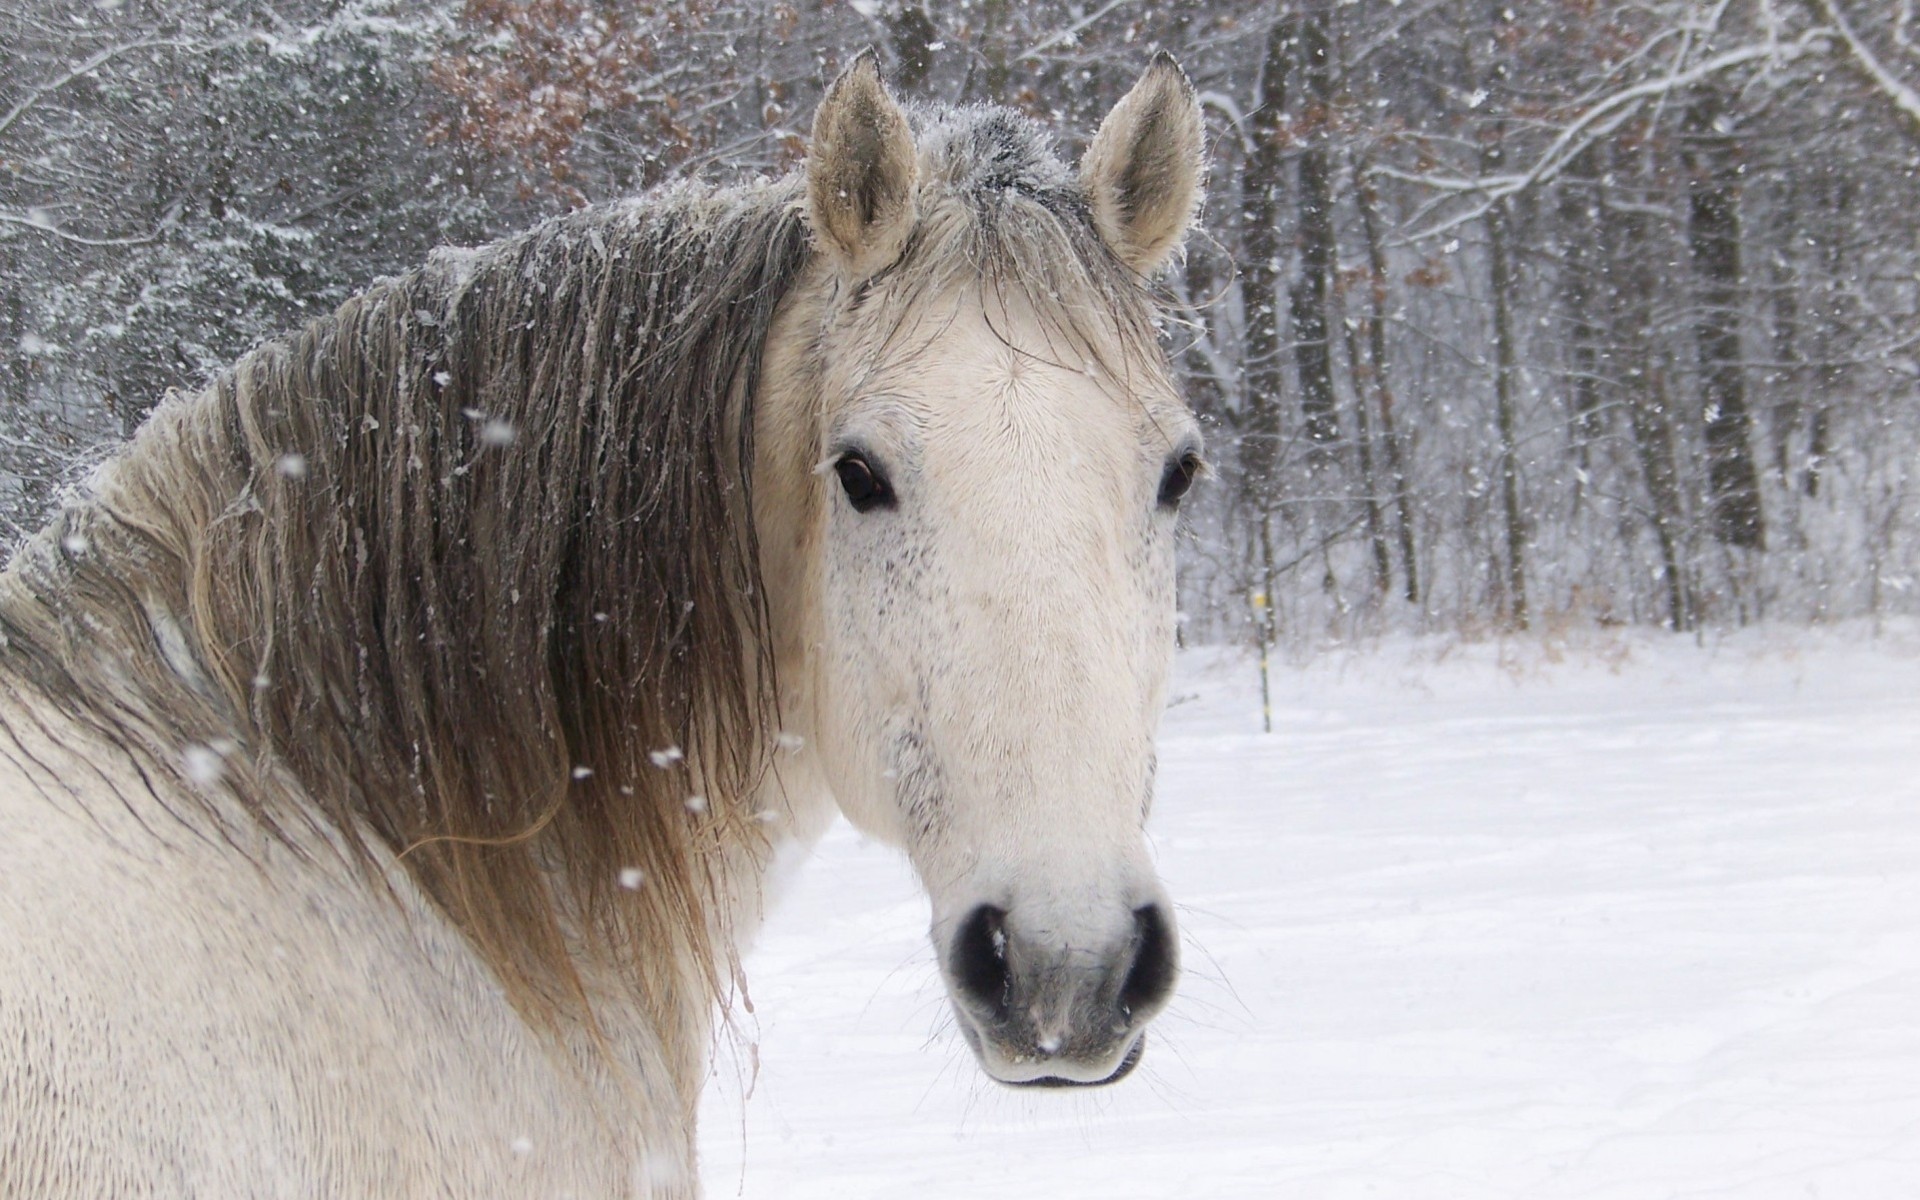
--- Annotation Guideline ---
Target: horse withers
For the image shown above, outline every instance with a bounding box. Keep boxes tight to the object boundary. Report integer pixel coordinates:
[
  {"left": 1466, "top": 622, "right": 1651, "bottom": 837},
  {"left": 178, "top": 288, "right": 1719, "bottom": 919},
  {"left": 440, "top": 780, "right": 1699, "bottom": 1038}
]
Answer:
[{"left": 0, "top": 52, "right": 1204, "bottom": 1196}]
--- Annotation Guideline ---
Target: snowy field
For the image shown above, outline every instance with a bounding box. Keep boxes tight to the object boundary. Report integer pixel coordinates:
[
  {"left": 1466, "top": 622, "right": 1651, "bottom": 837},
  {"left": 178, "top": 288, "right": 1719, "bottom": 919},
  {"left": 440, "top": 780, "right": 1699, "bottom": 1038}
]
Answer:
[{"left": 699, "top": 624, "right": 1920, "bottom": 1199}]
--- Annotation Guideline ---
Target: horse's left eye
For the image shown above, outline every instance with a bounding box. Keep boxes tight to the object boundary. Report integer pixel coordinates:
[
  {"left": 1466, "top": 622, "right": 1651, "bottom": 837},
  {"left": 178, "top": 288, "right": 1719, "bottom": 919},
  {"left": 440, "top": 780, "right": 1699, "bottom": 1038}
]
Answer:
[
  {"left": 834, "top": 452, "right": 894, "bottom": 513},
  {"left": 1157, "top": 452, "right": 1201, "bottom": 510}
]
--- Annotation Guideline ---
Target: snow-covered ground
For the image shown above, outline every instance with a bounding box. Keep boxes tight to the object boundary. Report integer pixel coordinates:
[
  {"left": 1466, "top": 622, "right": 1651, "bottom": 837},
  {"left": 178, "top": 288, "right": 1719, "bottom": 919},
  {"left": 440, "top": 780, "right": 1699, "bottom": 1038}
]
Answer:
[{"left": 699, "top": 624, "right": 1920, "bottom": 1198}]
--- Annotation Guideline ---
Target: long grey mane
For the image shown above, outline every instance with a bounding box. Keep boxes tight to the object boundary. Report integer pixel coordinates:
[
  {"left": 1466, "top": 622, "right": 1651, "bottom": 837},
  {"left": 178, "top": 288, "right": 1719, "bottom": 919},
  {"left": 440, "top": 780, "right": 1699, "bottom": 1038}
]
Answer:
[
  {"left": 0, "top": 175, "right": 810, "bottom": 1028},
  {"left": 0, "top": 102, "right": 1151, "bottom": 1035}
]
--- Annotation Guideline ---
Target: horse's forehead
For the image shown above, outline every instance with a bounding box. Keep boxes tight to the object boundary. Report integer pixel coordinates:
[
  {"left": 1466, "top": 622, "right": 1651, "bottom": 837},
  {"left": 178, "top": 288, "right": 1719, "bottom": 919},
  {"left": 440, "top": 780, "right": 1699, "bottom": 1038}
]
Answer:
[{"left": 829, "top": 289, "right": 1179, "bottom": 447}]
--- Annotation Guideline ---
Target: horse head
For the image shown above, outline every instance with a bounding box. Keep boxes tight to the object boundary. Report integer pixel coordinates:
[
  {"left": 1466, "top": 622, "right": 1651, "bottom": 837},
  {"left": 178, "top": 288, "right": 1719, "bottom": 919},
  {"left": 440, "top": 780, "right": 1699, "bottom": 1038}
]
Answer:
[{"left": 759, "top": 53, "right": 1204, "bottom": 1087}]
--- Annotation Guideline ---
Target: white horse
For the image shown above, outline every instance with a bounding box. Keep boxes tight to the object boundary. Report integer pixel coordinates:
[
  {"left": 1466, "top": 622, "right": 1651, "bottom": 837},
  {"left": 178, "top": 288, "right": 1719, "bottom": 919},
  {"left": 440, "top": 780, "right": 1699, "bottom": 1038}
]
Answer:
[{"left": 0, "top": 53, "right": 1204, "bottom": 1197}]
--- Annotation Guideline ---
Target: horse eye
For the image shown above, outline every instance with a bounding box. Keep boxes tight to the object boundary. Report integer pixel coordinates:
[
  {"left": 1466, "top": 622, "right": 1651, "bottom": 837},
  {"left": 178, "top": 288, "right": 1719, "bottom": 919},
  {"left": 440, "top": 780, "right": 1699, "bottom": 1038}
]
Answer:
[
  {"left": 1157, "top": 452, "right": 1201, "bottom": 509},
  {"left": 834, "top": 453, "right": 894, "bottom": 513}
]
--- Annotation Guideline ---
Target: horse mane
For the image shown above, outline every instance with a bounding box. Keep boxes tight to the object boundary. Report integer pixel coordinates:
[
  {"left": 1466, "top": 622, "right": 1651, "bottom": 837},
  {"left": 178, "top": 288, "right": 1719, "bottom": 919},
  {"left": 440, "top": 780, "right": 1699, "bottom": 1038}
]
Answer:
[
  {"left": 0, "top": 176, "right": 810, "bottom": 1036},
  {"left": 0, "top": 102, "right": 1159, "bottom": 1048}
]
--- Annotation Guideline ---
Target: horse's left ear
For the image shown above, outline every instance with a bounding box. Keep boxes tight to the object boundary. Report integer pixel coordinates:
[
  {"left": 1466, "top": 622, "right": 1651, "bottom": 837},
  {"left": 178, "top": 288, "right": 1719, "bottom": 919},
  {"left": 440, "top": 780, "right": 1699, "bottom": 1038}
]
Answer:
[
  {"left": 1080, "top": 53, "right": 1204, "bottom": 274},
  {"left": 808, "top": 49, "right": 919, "bottom": 278}
]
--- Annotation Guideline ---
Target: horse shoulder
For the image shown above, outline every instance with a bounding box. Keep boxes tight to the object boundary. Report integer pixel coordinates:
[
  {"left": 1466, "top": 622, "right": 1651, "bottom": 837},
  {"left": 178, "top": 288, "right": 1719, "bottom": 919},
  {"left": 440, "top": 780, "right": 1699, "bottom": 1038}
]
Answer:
[{"left": 0, "top": 699, "right": 687, "bottom": 1198}]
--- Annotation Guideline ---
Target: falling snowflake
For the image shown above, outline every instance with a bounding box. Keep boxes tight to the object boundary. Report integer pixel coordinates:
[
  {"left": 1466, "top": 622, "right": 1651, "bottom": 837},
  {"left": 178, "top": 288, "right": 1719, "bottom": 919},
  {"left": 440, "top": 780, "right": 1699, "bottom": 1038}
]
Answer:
[
  {"left": 649, "top": 746, "right": 684, "bottom": 768},
  {"left": 182, "top": 742, "right": 228, "bottom": 787}
]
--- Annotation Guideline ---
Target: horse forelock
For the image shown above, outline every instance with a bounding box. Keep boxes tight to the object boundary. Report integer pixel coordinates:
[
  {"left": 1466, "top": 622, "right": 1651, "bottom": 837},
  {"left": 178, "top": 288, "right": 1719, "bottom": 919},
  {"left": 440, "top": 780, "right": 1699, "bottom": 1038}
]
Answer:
[
  {"left": 0, "top": 175, "right": 810, "bottom": 1051},
  {"left": 878, "top": 104, "right": 1168, "bottom": 389}
]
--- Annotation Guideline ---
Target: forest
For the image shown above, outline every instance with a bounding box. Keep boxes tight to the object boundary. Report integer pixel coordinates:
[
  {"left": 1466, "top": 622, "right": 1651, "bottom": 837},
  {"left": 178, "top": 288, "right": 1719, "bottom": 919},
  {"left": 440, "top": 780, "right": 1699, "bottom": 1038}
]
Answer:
[{"left": 4, "top": 0, "right": 1916, "bottom": 647}]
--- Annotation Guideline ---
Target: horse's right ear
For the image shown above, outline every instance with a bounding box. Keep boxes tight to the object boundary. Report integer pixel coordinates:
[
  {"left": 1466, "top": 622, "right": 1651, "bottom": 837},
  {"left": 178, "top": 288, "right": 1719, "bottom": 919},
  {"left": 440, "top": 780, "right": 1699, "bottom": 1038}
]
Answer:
[{"left": 808, "top": 50, "right": 918, "bottom": 278}]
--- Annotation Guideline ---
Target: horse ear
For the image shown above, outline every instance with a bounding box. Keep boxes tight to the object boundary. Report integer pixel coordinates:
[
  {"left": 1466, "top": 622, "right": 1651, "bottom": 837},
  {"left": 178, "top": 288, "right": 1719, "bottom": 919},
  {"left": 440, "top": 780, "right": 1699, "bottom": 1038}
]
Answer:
[
  {"left": 808, "top": 50, "right": 918, "bottom": 277},
  {"left": 1080, "top": 53, "right": 1204, "bottom": 274}
]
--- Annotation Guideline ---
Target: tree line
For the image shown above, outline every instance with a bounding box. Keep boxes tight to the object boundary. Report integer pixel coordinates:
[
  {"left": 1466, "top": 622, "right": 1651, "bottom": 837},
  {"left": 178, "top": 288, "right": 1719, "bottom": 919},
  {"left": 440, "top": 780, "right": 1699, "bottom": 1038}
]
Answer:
[{"left": 4, "top": 0, "right": 1916, "bottom": 645}]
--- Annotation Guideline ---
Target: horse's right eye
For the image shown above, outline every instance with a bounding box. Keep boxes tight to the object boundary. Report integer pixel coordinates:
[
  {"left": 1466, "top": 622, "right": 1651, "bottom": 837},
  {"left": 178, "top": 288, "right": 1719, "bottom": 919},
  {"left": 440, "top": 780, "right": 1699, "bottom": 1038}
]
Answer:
[{"left": 834, "top": 453, "right": 894, "bottom": 513}]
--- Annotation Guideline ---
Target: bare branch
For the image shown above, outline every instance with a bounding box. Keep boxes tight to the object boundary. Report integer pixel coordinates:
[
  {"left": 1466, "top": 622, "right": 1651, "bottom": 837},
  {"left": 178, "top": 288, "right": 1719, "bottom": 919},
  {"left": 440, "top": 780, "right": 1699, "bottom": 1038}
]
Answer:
[
  {"left": 0, "top": 37, "right": 196, "bottom": 141},
  {"left": 1017, "top": 0, "right": 1140, "bottom": 64},
  {"left": 1810, "top": 0, "right": 1920, "bottom": 139},
  {"left": 0, "top": 208, "right": 166, "bottom": 247},
  {"left": 1382, "top": 31, "right": 1835, "bottom": 243}
]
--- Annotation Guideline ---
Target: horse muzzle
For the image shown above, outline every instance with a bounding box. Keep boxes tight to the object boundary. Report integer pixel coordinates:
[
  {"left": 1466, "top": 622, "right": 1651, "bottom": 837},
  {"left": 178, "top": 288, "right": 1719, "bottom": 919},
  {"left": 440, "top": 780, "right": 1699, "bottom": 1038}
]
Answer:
[{"left": 940, "top": 900, "right": 1177, "bottom": 1087}]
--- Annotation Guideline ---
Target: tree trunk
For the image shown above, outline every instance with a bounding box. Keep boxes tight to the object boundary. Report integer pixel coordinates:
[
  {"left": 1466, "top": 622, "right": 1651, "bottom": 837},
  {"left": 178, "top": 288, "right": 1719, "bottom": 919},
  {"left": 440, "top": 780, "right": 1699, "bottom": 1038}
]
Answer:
[
  {"left": 1177, "top": 248, "right": 1231, "bottom": 421},
  {"left": 1472, "top": 5, "right": 1526, "bottom": 628},
  {"left": 1630, "top": 370, "right": 1693, "bottom": 631},
  {"left": 1768, "top": 217, "right": 1803, "bottom": 487},
  {"left": 1557, "top": 152, "right": 1605, "bottom": 486},
  {"left": 1289, "top": 7, "right": 1342, "bottom": 448},
  {"left": 1352, "top": 155, "right": 1420, "bottom": 605},
  {"left": 1487, "top": 201, "right": 1529, "bottom": 630},
  {"left": 1807, "top": 173, "right": 1852, "bottom": 499},
  {"left": 1603, "top": 158, "right": 1691, "bottom": 632},
  {"left": 1684, "top": 91, "right": 1766, "bottom": 550},
  {"left": 887, "top": 6, "right": 938, "bottom": 95},
  {"left": 1339, "top": 293, "right": 1393, "bottom": 595},
  {"left": 1239, "top": 20, "right": 1291, "bottom": 516},
  {"left": 955, "top": 0, "right": 1013, "bottom": 102}
]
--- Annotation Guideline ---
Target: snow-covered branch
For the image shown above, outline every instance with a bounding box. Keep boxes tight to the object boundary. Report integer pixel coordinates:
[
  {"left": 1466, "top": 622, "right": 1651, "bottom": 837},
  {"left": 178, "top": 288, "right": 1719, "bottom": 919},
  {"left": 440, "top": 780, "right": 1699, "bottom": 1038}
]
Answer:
[
  {"left": 0, "top": 38, "right": 196, "bottom": 141},
  {"left": 1383, "top": 30, "right": 1835, "bottom": 243},
  {"left": 1017, "top": 0, "right": 1142, "bottom": 63},
  {"left": 1810, "top": 0, "right": 1920, "bottom": 138},
  {"left": 0, "top": 208, "right": 169, "bottom": 247}
]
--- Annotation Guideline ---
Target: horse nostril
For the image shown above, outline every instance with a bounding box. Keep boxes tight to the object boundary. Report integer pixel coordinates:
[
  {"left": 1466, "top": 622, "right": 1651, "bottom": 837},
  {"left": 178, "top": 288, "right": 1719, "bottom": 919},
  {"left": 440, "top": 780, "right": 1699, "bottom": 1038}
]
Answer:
[
  {"left": 950, "top": 904, "right": 1012, "bottom": 1019},
  {"left": 1118, "top": 903, "right": 1177, "bottom": 1019}
]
